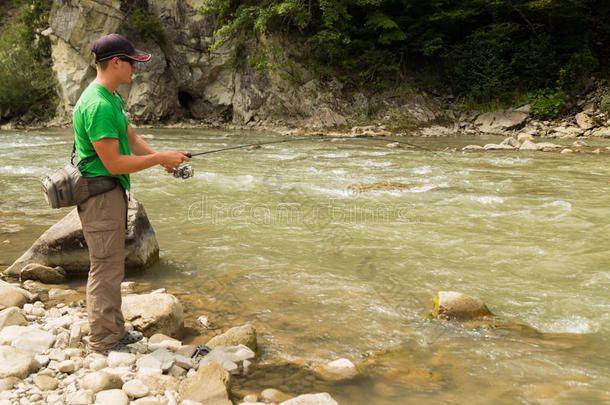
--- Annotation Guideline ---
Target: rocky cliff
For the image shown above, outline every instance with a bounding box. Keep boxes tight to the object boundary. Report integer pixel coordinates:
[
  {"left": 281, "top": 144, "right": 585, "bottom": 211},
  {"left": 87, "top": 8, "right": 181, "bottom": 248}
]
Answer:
[{"left": 46, "top": 0, "right": 349, "bottom": 128}]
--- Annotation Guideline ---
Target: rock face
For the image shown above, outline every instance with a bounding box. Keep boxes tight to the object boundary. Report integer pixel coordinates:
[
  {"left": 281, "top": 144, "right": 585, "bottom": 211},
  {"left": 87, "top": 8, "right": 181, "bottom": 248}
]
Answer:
[
  {"left": 121, "top": 294, "right": 184, "bottom": 338},
  {"left": 434, "top": 291, "right": 492, "bottom": 321},
  {"left": 4, "top": 197, "right": 159, "bottom": 278},
  {"left": 46, "top": 0, "right": 348, "bottom": 128}
]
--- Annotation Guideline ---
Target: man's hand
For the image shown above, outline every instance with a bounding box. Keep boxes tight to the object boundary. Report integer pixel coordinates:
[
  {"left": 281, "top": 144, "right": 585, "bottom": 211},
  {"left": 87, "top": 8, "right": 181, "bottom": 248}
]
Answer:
[{"left": 158, "top": 151, "right": 189, "bottom": 173}]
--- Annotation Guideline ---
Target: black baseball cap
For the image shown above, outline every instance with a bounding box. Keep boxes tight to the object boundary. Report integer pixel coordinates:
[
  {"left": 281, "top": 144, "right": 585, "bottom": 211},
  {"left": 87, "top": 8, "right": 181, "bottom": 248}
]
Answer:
[{"left": 92, "top": 33, "right": 151, "bottom": 62}]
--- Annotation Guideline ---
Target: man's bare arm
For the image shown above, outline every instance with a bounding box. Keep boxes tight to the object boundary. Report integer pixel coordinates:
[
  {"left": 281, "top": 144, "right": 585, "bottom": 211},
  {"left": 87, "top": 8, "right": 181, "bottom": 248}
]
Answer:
[
  {"left": 93, "top": 137, "right": 188, "bottom": 175},
  {"left": 127, "top": 125, "right": 156, "bottom": 156}
]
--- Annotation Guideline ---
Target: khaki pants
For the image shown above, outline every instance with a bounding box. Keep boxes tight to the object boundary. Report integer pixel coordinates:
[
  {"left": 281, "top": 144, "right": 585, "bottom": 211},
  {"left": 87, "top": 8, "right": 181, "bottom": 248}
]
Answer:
[{"left": 77, "top": 185, "right": 127, "bottom": 351}]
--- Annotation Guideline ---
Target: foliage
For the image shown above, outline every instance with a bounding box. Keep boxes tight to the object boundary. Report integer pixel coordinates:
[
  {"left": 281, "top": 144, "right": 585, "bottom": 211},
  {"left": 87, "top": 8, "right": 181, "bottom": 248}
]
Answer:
[
  {"left": 119, "top": 1, "right": 164, "bottom": 43},
  {"left": 528, "top": 89, "right": 566, "bottom": 120},
  {"left": 0, "top": 23, "right": 56, "bottom": 118},
  {"left": 0, "top": 0, "right": 56, "bottom": 120},
  {"left": 600, "top": 95, "right": 610, "bottom": 115},
  {"left": 199, "top": 0, "right": 609, "bottom": 104},
  {"left": 129, "top": 8, "right": 163, "bottom": 43}
]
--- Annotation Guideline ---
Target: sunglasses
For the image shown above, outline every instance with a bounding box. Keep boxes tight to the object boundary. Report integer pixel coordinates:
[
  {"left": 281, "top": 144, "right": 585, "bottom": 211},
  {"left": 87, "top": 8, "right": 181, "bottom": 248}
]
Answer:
[{"left": 117, "top": 57, "right": 135, "bottom": 66}]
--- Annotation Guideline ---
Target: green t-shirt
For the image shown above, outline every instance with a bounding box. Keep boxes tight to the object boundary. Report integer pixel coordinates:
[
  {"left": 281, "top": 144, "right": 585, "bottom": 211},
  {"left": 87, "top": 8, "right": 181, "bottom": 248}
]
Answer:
[{"left": 73, "top": 82, "right": 131, "bottom": 190}]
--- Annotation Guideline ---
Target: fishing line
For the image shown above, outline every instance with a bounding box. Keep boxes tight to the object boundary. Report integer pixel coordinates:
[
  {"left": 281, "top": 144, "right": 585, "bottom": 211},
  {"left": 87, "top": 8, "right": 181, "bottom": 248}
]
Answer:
[
  {"left": 183, "top": 135, "right": 431, "bottom": 158},
  {"left": 171, "top": 134, "right": 438, "bottom": 178}
]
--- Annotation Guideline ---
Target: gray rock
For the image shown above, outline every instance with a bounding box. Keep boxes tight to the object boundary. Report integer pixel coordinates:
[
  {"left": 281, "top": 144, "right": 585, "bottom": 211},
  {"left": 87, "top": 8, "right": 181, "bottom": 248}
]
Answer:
[
  {"left": 261, "top": 388, "right": 291, "bottom": 403},
  {"left": 95, "top": 389, "right": 129, "bottom": 405},
  {"left": 517, "top": 133, "right": 535, "bottom": 142},
  {"left": 206, "top": 324, "right": 257, "bottom": 352},
  {"left": 198, "top": 345, "right": 255, "bottom": 374},
  {"left": 483, "top": 143, "right": 514, "bottom": 150},
  {"left": 317, "top": 358, "right": 359, "bottom": 381},
  {"left": 590, "top": 127, "right": 610, "bottom": 138},
  {"left": 33, "top": 374, "right": 59, "bottom": 391},
  {"left": 475, "top": 111, "right": 528, "bottom": 134},
  {"left": 107, "top": 352, "right": 136, "bottom": 368},
  {"left": 56, "top": 360, "right": 76, "bottom": 373},
  {"left": 136, "top": 348, "right": 174, "bottom": 372},
  {"left": 5, "top": 198, "right": 159, "bottom": 277},
  {"left": 0, "top": 376, "right": 21, "bottom": 391},
  {"left": 20, "top": 264, "right": 67, "bottom": 284},
  {"left": 500, "top": 137, "right": 521, "bottom": 148},
  {"left": 81, "top": 371, "right": 123, "bottom": 393},
  {"left": 179, "top": 361, "right": 231, "bottom": 405},
  {"left": 122, "top": 379, "right": 149, "bottom": 398},
  {"left": 279, "top": 393, "right": 339, "bottom": 405},
  {"left": 137, "top": 374, "right": 178, "bottom": 395},
  {"left": 121, "top": 294, "right": 183, "bottom": 338},
  {"left": 0, "top": 326, "right": 55, "bottom": 353},
  {"left": 0, "top": 307, "right": 27, "bottom": 328},
  {"left": 435, "top": 291, "right": 492, "bottom": 320},
  {"left": 461, "top": 145, "right": 484, "bottom": 151},
  {"left": 560, "top": 148, "right": 573, "bottom": 154},
  {"left": 575, "top": 112, "right": 594, "bottom": 130},
  {"left": 0, "top": 346, "right": 40, "bottom": 378},
  {"left": 519, "top": 140, "right": 541, "bottom": 151},
  {"left": 0, "top": 286, "right": 27, "bottom": 308},
  {"left": 66, "top": 389, "right": 94, "bottom": 405}
]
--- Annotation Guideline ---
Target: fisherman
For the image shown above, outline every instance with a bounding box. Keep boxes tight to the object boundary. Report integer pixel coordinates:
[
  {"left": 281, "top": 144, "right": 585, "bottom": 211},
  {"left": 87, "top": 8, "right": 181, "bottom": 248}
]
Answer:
[{"left": 73, "top": 33, "right": 189, "bottom": 353}]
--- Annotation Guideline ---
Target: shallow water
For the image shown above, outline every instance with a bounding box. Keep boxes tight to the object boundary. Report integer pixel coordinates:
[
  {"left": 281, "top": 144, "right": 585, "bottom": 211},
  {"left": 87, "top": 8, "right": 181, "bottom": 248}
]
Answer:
[{"left": 1, "top": 128, "right": 609, "bottom": 404}]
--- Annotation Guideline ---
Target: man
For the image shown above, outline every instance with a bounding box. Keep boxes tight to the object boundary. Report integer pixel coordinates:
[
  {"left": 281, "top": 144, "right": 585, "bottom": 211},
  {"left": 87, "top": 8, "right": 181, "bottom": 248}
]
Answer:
[{"left": 73, "top": 33, "right": 189, "bottom": 353}]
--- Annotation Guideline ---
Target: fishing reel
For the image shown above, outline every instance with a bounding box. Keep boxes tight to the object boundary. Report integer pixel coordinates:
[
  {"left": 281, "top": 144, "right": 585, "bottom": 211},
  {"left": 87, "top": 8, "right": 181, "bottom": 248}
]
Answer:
[{"left": 173, "top": 165, "right": 194, "bottom": 179}]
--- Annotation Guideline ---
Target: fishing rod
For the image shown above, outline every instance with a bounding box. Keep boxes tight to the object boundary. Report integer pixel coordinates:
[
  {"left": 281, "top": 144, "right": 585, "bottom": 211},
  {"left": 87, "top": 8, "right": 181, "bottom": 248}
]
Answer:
[{"left": 172, "top": 135, "right": 430, "bottom": 179}]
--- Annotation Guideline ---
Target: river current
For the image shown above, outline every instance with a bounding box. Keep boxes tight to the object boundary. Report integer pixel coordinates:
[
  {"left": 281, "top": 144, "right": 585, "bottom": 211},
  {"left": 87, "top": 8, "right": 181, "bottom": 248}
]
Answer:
[{"left": 1, "top": 128, "right": 609, "bottom": 404}]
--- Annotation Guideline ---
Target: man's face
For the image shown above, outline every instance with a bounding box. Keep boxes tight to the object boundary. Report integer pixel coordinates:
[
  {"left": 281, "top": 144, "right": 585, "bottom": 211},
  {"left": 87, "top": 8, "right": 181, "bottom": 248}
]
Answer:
[{"left": 116, "top": 57, "right": 136, "bottom": 84}]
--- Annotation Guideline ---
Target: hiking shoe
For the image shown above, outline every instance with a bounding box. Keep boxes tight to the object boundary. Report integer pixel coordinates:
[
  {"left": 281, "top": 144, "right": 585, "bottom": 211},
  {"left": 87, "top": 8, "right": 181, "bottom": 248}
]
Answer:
[
  {"left": 118, "top": 330, "right": 143, "bottom": 345},
  {"left": 99, "top": 342, "right": 136, "bottom": 355}
]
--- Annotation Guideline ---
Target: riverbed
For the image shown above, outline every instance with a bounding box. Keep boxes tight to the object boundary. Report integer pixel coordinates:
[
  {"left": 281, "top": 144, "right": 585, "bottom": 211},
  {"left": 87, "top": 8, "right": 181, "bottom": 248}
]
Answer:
[{"left": 1, "top": 128, "right": 609, "bottom": 404}]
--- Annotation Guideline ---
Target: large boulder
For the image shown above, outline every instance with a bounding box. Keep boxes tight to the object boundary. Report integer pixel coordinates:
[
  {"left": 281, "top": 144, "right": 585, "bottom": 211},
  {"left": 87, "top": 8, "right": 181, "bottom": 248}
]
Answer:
[
  {"left": 179, "top": 361, "right": 231, "bottom": 405},
  {"left": 0, "top": 345, "right": 40, "bottom": 378},
  {"left": 4, "top": 197, "right": 159, "bottom": 278},
  {"left": 121, "top": 294, "right": 184, "bottom": 338},
  {"left": 475, "top": 110, "right": 528, "bottom": 134}
]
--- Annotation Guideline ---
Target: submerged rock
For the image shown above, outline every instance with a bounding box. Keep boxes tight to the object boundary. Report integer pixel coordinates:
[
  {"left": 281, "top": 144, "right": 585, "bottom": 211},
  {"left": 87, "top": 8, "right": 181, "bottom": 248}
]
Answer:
[
  {"left": 280, "top": 393, "right": 339, "bottom": 405},
  {"left": 207, "top": 324, "right": 258, "bottom": 352},
  {"left": 348, "top": 182, "right": 414, "bottom": 194},
  {"left": 4, "top": 197, "right": 159, "bottom": 278},
  {"left": 432, "top": 291, "right": 492, "bottom": 321}
]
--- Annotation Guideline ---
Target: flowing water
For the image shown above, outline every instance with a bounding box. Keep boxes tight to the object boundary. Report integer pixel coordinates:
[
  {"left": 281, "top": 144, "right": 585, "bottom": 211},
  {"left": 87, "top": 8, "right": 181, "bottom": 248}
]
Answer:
[{"left": 1, "top": 128, "right": 609, "bottom": 404}]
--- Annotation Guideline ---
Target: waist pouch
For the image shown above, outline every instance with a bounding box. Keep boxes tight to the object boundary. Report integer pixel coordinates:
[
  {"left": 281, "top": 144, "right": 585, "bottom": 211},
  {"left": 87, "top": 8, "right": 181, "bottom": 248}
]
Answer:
[{"left": 41, "top": 164, "right": 119, "bottom": 209}]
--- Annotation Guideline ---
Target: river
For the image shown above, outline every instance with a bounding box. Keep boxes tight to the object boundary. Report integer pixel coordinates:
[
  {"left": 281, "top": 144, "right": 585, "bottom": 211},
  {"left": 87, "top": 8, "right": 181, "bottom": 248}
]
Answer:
[{"left": 1, "top": 128, "right": 609, "bottom": 404}]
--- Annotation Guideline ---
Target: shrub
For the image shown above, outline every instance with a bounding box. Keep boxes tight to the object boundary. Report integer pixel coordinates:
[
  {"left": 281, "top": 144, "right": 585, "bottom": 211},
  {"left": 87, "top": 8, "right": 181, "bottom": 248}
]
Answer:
[
  {"left": 0, "top": 23, "right": 56, "bottom": 119},
  {"left": 600, "top": 95, "right": 610, "bottom": 115},
  {"left": 528, "top": 89, "right": 565, "bottom": 121}
]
